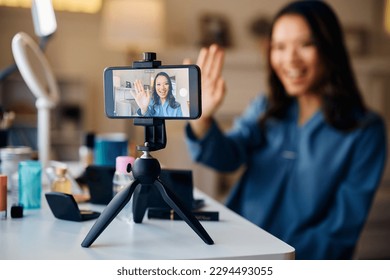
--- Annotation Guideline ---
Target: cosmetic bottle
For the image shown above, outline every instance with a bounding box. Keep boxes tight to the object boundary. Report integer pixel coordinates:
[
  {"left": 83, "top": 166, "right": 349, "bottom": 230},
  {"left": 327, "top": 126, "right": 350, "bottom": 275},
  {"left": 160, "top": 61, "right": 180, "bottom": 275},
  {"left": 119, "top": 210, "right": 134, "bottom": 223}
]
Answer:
[
  {"left": 19, "top": 160, "right": 42, "bottom": 209},
  {"left": 113, "top": 156, "right": 135, "bottom": 195},
  {"left": 0, "top": 175, "right": 7, "bottom": 219},
  {"left": 79, "top": 132, "right": 95, "bottom": 168},
  {"left": 51, "top": 166, "right": 72, "bottom": 194},
  {"left": 113, "top": 156, "right": 135, "bottom": 222},
  {"left": 0, "top": 146, "right": 32, "bottom": 204}
]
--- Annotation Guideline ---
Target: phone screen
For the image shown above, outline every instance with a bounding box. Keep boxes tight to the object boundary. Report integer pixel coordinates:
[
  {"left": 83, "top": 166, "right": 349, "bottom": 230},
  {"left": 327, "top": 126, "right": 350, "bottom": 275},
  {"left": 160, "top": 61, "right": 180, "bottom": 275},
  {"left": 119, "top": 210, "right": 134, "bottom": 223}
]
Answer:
[{"left": 104, "top": 65, "right": 201, "bottom": 119}]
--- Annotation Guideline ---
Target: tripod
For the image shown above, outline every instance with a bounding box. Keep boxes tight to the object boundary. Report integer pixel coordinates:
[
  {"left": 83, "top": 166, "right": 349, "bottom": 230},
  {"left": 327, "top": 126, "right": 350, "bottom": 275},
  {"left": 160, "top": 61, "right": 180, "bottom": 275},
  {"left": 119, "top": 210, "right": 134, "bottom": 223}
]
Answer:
[{"left": 81, "top": 119, "right": 214, "bottom": 247}]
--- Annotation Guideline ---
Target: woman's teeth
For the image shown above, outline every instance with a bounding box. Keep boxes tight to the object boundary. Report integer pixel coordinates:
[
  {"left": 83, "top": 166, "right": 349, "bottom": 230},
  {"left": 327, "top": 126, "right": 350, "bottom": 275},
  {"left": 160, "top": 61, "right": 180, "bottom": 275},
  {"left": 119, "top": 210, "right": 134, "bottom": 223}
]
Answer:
[{"left": 286, "top": 69, "right": 304, "bottom": 78}]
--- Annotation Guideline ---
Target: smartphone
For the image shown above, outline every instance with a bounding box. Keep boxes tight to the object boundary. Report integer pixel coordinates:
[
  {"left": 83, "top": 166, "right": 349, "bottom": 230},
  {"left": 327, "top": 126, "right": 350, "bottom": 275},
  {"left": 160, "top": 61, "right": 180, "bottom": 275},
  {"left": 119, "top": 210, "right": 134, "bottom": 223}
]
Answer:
[{"left": 103, "top": 65, "right": 201, "bottom": 119}]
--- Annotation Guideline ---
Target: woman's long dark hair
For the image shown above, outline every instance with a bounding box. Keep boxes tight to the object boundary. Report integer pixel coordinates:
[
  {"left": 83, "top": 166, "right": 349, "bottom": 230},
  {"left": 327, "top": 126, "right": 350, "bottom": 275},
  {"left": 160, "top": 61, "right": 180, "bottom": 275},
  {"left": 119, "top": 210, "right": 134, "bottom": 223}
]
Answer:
[
  {"left": 261, "top": 0, "right": 366, "bottom": 131},
  {"left": 151, "top": 72, "right": 180, "bottom": 112}
]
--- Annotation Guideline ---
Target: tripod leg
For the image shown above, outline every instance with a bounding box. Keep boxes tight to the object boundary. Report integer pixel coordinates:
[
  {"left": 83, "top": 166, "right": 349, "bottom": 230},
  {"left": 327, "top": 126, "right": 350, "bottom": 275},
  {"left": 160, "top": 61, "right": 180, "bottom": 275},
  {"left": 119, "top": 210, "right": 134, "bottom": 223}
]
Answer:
[
  {"left": 132, "top": 184, "right": 151, "bottom": 223},
  {"left": 81, "top": 180, "right": 139, "bottom": 248},
  {"left": 154, "top": 179, "right": 214, "bottom": 245}
]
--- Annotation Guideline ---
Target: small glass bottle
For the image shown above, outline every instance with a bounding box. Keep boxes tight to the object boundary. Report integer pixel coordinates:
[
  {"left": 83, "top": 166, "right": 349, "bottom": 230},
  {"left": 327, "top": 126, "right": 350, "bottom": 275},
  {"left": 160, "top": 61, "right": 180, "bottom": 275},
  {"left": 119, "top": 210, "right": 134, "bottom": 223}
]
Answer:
[
  {"left": 113, "top": 156, "right": 135, "bottom": 195},
  {"left": 113, "top": 156, "right": 135, "bottom": 222},
  {"left": 0, "top": 146, "right": 32, "bottom": 205},
  {"left": 51, "top": 166, "right": 72, "bottom": 194}
]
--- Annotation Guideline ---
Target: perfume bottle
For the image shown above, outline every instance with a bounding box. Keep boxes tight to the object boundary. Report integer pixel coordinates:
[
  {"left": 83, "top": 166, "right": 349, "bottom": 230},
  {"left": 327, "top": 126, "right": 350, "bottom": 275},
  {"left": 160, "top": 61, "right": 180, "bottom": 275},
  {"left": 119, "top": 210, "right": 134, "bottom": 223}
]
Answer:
[{"left": 51, "top": 166, "right": 72, "bottom": 194}]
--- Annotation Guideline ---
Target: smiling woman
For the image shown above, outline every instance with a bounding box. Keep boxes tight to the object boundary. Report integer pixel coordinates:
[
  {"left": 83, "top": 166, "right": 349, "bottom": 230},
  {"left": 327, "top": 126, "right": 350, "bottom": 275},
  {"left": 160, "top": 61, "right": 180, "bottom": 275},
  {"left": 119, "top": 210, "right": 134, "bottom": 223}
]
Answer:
[
  {"left": 133, "top": 72, "right": 183, "bottom": 117},
  {"left": 185, "top": 1, "right": 387, "bottom": 260}
]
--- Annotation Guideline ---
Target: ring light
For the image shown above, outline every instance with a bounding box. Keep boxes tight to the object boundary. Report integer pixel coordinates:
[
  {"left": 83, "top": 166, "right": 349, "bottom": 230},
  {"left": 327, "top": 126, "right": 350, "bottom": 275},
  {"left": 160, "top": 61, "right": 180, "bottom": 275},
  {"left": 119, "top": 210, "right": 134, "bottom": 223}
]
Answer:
[{"left": 12, "top": 32, "right": 60, "bottom": 170}]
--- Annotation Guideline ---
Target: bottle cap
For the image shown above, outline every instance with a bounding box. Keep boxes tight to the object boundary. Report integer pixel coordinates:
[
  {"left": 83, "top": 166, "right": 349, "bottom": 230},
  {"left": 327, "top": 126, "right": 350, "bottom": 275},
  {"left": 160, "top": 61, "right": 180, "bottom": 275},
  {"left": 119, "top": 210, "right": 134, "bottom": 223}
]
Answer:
[
  {"left": 115, "top": 156, "right": 135, "bottom": 174},
  {"left": 55, "top": 166, "right": 67, "bottom": 176},
  {"left": 85, "top": 132, "right": 95, "bottom": 149},
  {"left": 0, "top": 146, "right": 32, "bottom": 160},
  {"left": 11, "top": 204, "right": 23, "bottom": 218}
]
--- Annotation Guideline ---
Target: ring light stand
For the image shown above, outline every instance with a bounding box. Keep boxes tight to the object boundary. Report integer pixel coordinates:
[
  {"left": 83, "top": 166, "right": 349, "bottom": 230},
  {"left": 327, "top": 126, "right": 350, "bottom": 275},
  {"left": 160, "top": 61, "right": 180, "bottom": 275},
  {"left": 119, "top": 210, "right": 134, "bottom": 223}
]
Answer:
[
  {"left": 11, "top": 32, "right": 60, "bottom": 170},
  {"left": 81, "top": 54, "right": 214, "bottom": 247}
]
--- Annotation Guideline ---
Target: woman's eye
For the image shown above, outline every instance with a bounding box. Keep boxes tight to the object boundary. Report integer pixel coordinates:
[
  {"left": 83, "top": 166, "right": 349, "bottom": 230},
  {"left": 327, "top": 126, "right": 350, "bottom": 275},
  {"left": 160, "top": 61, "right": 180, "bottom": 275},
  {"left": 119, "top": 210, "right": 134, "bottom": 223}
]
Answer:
[
  {"left": 301, "top": 41, "right": 315, "bottom": 47},
  {"left": 271, "top": 43, "right": 285, "bottom": 51}
]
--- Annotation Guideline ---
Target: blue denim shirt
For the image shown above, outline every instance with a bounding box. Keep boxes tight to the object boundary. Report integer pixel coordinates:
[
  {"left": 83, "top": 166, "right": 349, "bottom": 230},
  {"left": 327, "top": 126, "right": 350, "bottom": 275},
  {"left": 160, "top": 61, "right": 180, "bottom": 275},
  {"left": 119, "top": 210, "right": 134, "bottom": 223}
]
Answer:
[
  {"left": 137, "top": 100, "right": 182, "bottom": 117},
  {"left": 186, "top": 95, "right": 387, "bottom": 259}
]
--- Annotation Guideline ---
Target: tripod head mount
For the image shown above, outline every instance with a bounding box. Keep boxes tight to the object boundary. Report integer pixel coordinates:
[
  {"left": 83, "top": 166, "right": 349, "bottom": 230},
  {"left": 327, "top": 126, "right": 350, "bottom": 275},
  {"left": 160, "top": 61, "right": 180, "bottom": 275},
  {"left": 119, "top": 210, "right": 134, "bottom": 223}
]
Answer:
[
  {"left": 132, "top": 151, "right": 161, "bottom": 185},
  {"left": 132, "top": 52, "right": 161, "bottom": 68}
]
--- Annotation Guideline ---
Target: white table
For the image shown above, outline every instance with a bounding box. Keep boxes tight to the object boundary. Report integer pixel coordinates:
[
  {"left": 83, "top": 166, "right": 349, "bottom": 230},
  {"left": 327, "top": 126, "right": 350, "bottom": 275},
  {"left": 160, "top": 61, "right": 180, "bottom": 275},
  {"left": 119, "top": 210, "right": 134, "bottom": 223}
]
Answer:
[{"left": 0, "top": 190, "right": 295, "bottom": 260}]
